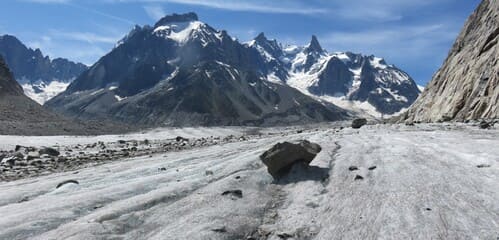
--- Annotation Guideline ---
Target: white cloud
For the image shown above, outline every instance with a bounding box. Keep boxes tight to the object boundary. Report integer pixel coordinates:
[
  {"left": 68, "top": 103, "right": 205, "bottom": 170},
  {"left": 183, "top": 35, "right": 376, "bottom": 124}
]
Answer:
[
  {"left": 143, "top": 5, "right": 166, "bottom": 20},
  {"left": 112, "top": 0, "right": 327, "bottom": 15},
  {"left": 50, "top": 30, "right": 120, "bottom": 44},
  {"left": 320, "top": 23, "right": 458, "bottom": 58},
  {"left": 21, "top": 0, "right": 69, "bottom": 3}
]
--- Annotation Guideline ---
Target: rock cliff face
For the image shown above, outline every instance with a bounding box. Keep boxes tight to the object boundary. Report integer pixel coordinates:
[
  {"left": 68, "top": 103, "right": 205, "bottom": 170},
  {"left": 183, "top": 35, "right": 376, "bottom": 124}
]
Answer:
[
  {"left": 401, "top": 0, "right": 498, "bottom": 122},
  {"left": 0, "top": 57, "right": 23, "bottom": 96}
]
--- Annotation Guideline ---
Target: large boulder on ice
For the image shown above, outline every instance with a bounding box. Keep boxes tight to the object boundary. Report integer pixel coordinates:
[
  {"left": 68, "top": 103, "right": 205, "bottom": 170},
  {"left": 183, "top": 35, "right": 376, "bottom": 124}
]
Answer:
[
  {"left": 260, "top": 140, "right": 321, "bottom": 179},
  {"left": 352, "top": 118, "right": 367, "bottom": 129}
]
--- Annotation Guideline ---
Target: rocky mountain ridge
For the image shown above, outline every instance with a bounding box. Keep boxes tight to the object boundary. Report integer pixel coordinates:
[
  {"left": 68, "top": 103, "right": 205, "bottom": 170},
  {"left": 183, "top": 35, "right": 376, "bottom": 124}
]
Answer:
[
  {"left": 248, "top": 33, "right": 421, "bottom": 116},
  {"left": 46, "top": 13, "right": 349, "bottom": 127},
  {"left": 0, "top": 35, "right": 88, "bottom": 104}
]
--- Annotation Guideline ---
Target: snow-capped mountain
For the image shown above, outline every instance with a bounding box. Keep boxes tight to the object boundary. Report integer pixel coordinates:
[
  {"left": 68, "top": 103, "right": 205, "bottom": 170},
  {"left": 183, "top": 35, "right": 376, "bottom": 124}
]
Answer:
[
  {"left": 47, "top": 13, "right": 348, "bottom": 126},
  {"left": 247, "top": 33, "right": 421, "bottom": 117},
  {"left": 0, "top": 35, "right": 88, "bottom": 104}
]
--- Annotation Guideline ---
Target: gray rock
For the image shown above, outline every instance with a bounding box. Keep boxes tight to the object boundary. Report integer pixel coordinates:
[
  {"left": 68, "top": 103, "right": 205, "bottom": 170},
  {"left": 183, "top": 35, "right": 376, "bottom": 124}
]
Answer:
[
  {"left": 352, "top": 118, "right": 367, "bottom": 129},
  {"left": 260, "top": 140, "right": 322, "bottom": 179},
  {"left": 39, "top": 147, "right": 60, "bottom": 157},
  {"left": 26, "top": 151, "right": 40, "bottom": 160}
]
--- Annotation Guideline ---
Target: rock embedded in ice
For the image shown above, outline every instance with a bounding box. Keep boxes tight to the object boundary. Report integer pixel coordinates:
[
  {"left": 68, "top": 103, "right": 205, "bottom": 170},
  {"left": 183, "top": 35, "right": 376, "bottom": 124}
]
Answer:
[
  {"left": 479, "top": 120, "right": 494, "bottom": 129},
  {"left": 260, "top": 140, "right": 322, "bottom": 179},
  {"left": 348, "top": 166, "right": 359, "bottom": 171},
  {"left": 221, "top": 189, "right": 243, "bottom": 199},
  {"left": 351, "top": 118, "right": 367, "bottom": 129},
  {"left": 56, "top": 179, "right": 79, "bottom": 189}
]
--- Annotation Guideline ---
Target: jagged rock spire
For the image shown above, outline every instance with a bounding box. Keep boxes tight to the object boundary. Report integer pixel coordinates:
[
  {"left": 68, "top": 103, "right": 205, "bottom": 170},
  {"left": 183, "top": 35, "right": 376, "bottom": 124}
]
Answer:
[{"left": 306, "top": 35, "right": 323, "bottom": 53}]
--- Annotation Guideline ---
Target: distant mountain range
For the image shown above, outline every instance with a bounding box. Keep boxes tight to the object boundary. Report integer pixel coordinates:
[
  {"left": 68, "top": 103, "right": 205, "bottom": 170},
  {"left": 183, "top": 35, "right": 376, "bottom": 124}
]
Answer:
[
  {"left": 0, "top": 35, "right": 88, "bottom": 104},
  {"left": 249, "top": 33, "right": 421, "bottom": 116},
  {"left": 44, "top": 12, "right": 420, "bottom": 126}
]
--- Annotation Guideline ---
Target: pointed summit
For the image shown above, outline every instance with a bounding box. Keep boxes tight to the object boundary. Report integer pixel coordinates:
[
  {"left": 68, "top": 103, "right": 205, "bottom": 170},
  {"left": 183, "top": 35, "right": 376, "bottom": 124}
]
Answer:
[
  {"left": 255, "top": 32, "right": 267, "bottom": 43},
  {"left": 154, "top": 12, "right": 199, "bottom": 28},
  {"left": 306, "top": 35, "right": 323, "bottom": 53}
]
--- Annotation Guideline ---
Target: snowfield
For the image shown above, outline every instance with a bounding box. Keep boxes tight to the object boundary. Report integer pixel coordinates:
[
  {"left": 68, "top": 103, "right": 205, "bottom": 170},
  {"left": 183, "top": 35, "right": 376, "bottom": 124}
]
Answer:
[{"left": 0, "top": 124, "right": 497, "bottom": 239}]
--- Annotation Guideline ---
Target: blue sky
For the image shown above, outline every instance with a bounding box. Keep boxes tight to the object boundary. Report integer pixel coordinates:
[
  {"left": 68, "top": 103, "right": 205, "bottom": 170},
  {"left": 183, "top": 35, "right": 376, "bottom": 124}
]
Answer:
[{"left": 0, "top": 0, "right": 480, "bottom": 85}]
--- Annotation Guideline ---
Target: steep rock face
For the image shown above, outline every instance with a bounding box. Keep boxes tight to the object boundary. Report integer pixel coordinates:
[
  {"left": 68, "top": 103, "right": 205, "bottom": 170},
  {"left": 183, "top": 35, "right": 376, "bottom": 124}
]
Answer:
[
  {"left": 0, "top": 57, "right": 23, "bottom": 96},
  {"left": 0, "top": 35, "right": 88, "bottom": 103},
  {"left": 402, "top": 0, "right": 498, "bottom": 122},
  {"left": 47, "top": 13, "right": 348, "bottom": 126}
]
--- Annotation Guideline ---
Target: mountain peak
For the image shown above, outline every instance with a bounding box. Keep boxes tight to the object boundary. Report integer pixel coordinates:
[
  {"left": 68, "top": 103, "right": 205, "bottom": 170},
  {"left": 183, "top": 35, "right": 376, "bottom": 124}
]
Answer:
[
  {"left": 305, "top": 35, "right": 323, "bottom": 54},
  {"left": 255, "top": 32, "right": 267, "bottom": 42},
  {"left": 154, "top": 12, "right": 199, "bottom": 28}
]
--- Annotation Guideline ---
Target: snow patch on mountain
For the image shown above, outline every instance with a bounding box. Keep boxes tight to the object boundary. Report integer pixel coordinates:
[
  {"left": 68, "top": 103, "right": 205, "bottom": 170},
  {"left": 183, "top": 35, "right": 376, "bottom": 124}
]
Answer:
[
  {"left": 21, "top": 80, "right": 70, "bottom": 104},
  {"left": 154, "top": 21, "right": 205, "bottom": 45}
]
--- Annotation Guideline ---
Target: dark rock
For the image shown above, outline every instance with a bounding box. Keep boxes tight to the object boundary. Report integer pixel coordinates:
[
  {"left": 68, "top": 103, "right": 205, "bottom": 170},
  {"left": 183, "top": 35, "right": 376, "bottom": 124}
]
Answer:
[
  {"left": 176, "top": 136, "right": 188, "bottom": 142},
  {"left": 348, "top": 166, "right": 359, "bottom": 171},
  {"left": 277, "top": 232, "right": 294, "bottom": 239},
  {"left": 260, "top": 140, "right": 322, "bottom": 179},
  {"left": 352, "top": 118, "right": 367, "bottom": 129},
  {"left": 39, "top": 147, "right": 60, "bottom": 157},
  {"left": 222, "top": 190, "right": 243, "bottom": 199},
  {"left": 476, "top": 164, "right": 491, "bottom": 168},
  {"left": 56, "top": 179, "right": 79, "bottom": 189},
  {"left": 154, "top": 12, "right": 198, "bottom": 28},
  {"left": 211, "top": 226, "right": 227, "bottom": 233},
  {"left": 479, "top": 121, "right": 492, "bottom": 129},
  {"left": 354, "top": 175, "right": 364, "bottom": 180}
]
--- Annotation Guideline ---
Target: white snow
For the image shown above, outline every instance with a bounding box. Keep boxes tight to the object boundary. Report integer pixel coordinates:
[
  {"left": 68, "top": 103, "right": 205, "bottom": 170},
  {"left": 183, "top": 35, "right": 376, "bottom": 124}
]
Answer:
[
  {"left": 154, "top": 21, "right": 205, "bottom": 45},
  {"left": 22, "top": 80, "right": 71, "bottom": 104},
  {"left": 418, "top": 85, "right": 425, "bottom": 92},
  {"left": 114, "top": 95, "right": 126, "bottom": 102},
  {"left": 370, "top": 57, "right": 387, "bottom": 69},
  {"left": 0, "top": 124, "right": 497, "bottom": 239},
  {"left": 266, "top": 72, "right": 284, "bottom": 84}
]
